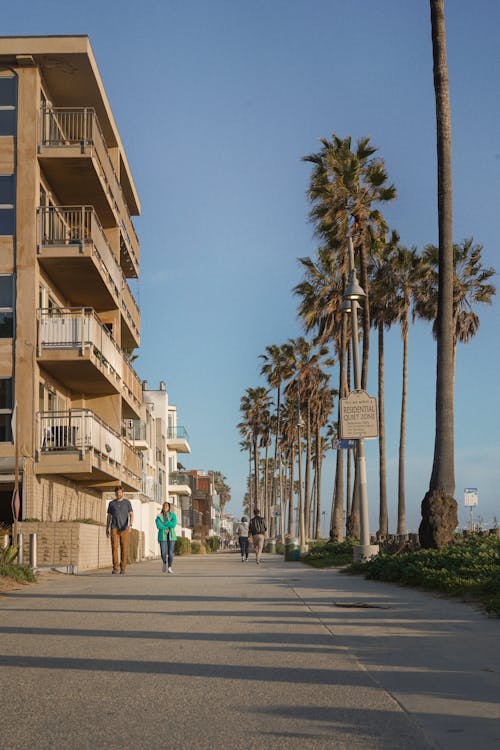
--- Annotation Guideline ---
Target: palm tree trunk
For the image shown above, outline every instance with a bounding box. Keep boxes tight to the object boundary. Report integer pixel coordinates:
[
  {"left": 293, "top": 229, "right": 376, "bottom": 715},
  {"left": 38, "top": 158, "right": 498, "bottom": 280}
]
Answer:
[
  {"left": 297, "top": 428, "right": 306, "bottom": 551},
  {"left": 332, "top": 317, "right": 347, "bottom": 541},
  {"left": 377, "top": 321, "right": 388, "bottom": 538},
  {"left": 288, "top": 446, "right": 295, "bottom": 536},
  {"left": 315, "top": 420, "right": 322, "bottom": 539},
  {"left": 398, "top": 314, "right": 408, "bottom": 537},
  {"left": 253, "top": 437, "right": 259, "bottom": 511},
  {"left": 264, "top": 442, "right": 269, "bottom": 528},
  {"left": 304, "top": 401, "right": 312, "bottom": 539},
  {"left": 272, "top": 383, "right": 282, "bottom": 538},
  {"left": 420, "top": 0, "right": 458, "bottom": 547}
]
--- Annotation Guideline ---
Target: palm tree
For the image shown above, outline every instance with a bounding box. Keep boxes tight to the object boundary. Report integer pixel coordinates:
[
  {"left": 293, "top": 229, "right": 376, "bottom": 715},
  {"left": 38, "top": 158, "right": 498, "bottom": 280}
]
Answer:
[
  {"left": 390, "top": 244, "right": 423, "bottom": 537},
  {"left": 414, "top": 239, "right": 496, "bottom": 364},
  {"left": 311, "top": 382, "right": 335, "bottom": 538},
  {"left": 303, "top": 135, "right": 396, "bottom": 389},
  {"left": 259, "top": 343, "right": 294, "bottom": 538},
  {"left": 238, "top": 387, "right": 272, "bottom": 519},
  {"left": 420, "top": 0, "right": 457, "bottom": 548},
  {"left": 294, "top": 247, "right": 347, "bottom": 539},
  {"left": 368, "top": 229, "right": 400, "bottom": 538},
  {"left": 285, "top": 337, "right": 333, "bottom": 543}
]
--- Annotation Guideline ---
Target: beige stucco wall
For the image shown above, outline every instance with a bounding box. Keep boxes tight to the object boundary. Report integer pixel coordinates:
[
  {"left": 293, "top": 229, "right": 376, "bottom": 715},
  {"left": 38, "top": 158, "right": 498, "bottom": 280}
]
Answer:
[
  {"left": 24, "top": 470, "right": 105, "bottom": 524},
  {"left": 17, "top": 521, "right": 112, "bottom": 571}
]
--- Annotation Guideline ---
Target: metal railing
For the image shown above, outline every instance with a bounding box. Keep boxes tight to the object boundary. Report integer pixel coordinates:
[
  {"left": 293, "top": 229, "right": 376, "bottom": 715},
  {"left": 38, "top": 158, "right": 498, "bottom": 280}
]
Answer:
[
  {"left": 38, "top": 206, "right": 122, "bottom": 298},
  {"left": 38, "top": 205, "right": 140, "bottom": 339},
  {"left": 37, "top": 308, "right": 141, "bottom": 408},
  {"left": 166, "top": 426, "right": 190, "bottom": 442},
  {"left": 39, "top": 106, "right": 139, "bottom": 271},
  {"left": 38, "top": 307, "right": 121, "bottom": 381},
  {"left": 38, "top": 409, "right": 141, "bottom": 482}
]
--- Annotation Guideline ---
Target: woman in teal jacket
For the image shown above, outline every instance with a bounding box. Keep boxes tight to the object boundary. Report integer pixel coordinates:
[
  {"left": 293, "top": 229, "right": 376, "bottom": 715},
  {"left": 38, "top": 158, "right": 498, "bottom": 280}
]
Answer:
[{"left": 156, "top": 501, "right": 177, "bottom": 573}]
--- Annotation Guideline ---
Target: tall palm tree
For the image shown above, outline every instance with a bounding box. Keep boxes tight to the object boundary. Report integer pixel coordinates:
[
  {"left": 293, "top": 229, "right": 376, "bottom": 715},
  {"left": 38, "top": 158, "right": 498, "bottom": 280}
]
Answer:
[
  {"left": 368, "top": 229, "right": 400, "bottom": 538},
  {"left": 414, "top": 239, "right": 496, "bottom": 364},
  {"left": 259, "top": 342, "right": 294, "bottom": 538},
  {"left": 311, "top": 382, "right": 335, "bottom": 539},
  {"left": 303, "top": 135, "right": 396, "bottom": 389},
  {"left": 294, "top": 247, "right": 347, "bottom": 539},
  {"left": 420, "top": 0, "right": 457, "bottom": 548},
  {"left": 285, "top": 337, "right": 332, "bottom": 543},
  {"left": 238, "top": 387, "right": 272, "bottom": 519},
  {"left": 390, "top": 244, "right": 423, "bottom": 537}
]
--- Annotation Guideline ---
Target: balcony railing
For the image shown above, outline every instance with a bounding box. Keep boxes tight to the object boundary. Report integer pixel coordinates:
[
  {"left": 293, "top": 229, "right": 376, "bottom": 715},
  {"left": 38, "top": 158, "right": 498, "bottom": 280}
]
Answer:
[
  {"left": 37, "top": 308, "right": 141, "bottom": 409},
  {"left": 38, "top": 206, "right": 140, "bottom": 339},
  {"left": 38, "top": 307, "right": 121, "bottom": 378},
  {"left": 167, "top": 426, "right": 190, "bottom": 442},
  {"left": 38, "top": 206, "right": 121, "bottom": 298},
  {"left": 39, "top": 106, "right": 139, "bottom": 273},
  {"left": 169, "top": 472, "right": 191, "bottom": 487},
  {"left": 38, "top": 408, "right": 141, "bottom": 482}
]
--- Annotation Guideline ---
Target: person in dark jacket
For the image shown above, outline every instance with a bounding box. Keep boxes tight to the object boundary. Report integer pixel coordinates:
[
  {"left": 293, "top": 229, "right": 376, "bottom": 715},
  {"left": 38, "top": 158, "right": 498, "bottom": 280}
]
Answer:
[{"left": 248, "top": 508, "right": 266, "bottom": 564}]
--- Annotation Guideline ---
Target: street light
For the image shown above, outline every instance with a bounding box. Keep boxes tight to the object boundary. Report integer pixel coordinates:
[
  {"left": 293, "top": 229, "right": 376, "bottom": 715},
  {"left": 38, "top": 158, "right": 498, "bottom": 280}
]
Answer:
[{"left": 342, "top": 234, "right": 378, "bottom": 562}]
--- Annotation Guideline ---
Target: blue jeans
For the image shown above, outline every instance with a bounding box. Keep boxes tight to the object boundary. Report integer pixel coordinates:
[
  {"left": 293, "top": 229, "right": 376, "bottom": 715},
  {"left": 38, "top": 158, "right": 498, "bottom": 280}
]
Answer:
[
  {"left": 239, "top": 536, "right": 249, "bottom": 558},
  {"left": 160, "top": 540, "right": 175, "bottom": 567}
]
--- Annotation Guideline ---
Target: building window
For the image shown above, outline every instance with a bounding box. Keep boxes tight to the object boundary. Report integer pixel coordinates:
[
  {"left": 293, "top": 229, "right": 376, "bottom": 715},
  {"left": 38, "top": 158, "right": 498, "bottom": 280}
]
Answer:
[
  {"left": 0, "top": 175, "right": 15, "bottom": 235},
  {"left": 0, "top": 377, "right": 13, "bottom": 442},
  {"left": 0, "top": 75, "right": 17, "bottom": 136},
  {"left": 0, "top": 274, "right": 14, "bottom": 337}
]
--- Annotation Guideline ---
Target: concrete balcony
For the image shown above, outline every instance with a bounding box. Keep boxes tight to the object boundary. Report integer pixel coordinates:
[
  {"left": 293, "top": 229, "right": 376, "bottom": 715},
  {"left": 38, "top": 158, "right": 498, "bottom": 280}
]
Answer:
[
  {"left": 168, "top": 472, "right": 192, "bottom": 497},
  {"left": 37, "top": 206, "right": 140, "bottom": 348},
  {"left": 166, "top": 426, "right": 191, "bottom": 454},
  {"left": 38, "top": 107, "right": 139, "bottom": 278},
  {"left": 37, "top": 308, "right": 142, "bottom": 419},
  {"left": 36, "top": 409, "right": 141, "bottom": 491}
]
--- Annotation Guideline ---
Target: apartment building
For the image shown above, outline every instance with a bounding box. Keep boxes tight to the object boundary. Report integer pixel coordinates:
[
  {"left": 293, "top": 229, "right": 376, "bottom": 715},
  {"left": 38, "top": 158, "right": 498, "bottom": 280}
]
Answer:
[
  {"left": 0, "top": 36, "right": 143, "bottom": 529},
  {"left": 140, "top": 381, "right": 192, "bottom": 539}
]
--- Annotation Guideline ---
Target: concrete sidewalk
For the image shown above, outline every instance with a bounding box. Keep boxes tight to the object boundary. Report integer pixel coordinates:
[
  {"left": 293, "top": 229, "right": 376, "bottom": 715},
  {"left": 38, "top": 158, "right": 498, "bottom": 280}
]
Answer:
[{"left": 0, "top": 553, "right": 498, "bottom": 749}]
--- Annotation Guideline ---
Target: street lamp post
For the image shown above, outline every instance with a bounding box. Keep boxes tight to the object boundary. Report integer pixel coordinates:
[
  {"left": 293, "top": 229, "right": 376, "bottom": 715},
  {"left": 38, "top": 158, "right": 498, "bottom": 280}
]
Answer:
[{"left": 343, "top": 234, "right": 379, "bottom": 562}]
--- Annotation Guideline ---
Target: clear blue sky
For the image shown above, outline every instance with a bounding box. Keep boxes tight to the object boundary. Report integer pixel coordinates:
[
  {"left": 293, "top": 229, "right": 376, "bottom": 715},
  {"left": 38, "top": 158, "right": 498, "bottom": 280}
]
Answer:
[{"left": 6, "top": 1, "right": 499, "bottom": 531}]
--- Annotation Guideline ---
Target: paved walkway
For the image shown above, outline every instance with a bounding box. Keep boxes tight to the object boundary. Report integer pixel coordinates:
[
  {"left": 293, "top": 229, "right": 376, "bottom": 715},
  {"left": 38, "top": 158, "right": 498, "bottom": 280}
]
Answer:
[{"left": 0, "top": 552, "right": 498, "bottom": 749}]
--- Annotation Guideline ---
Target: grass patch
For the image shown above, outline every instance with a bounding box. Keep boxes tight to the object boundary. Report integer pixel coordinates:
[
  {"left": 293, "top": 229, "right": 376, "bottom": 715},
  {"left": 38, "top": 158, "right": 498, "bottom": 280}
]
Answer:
[
  {"left": 343, "top": 535, "right": 500, "bottom": 617},
  {"left": 303, "top": 539, "right": 357, "bottom": 568},
  {"left": 0, "top": 562, "right": 37, "bottom": 583}
]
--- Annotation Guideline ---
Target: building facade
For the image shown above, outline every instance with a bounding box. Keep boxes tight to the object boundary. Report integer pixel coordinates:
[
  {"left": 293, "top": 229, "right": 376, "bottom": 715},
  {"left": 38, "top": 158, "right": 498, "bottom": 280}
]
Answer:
[{"left": 0, "top": 36, "right": 142, "bottom": 529}]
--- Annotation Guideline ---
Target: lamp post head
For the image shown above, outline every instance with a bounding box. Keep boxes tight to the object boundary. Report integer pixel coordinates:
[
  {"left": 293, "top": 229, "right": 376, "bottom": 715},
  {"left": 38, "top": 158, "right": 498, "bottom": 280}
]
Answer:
[
  {"left": 343, "top": 273, "right": 366, "bottom": 301},
  {"left": 341, "top": 298, "right": 361, "bottom": 314}
]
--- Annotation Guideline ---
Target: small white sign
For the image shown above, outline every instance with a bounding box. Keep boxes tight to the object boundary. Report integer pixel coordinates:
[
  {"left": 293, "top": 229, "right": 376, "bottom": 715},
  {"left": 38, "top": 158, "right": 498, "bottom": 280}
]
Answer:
[
  {"left": 464, "top": 488, "right": 478, "bottom": 507},
  {"left": 340, "top": 390, "right": 378, "bottom": 439}
]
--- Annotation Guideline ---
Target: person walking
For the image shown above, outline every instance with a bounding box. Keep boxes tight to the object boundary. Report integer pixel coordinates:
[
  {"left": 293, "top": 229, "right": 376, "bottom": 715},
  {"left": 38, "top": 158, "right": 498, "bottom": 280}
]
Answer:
[
  {"left": 235, "top": 516, "right": 249, "bottom": 562},
  {"left": 249, "top": 508, "right": 266, "bottom": 564},
  {"left": 156, "top": 501, "right": 177, "bottom": 574},
  {"left": 106, "top": 486, "right": 133, "bottom": 574}
]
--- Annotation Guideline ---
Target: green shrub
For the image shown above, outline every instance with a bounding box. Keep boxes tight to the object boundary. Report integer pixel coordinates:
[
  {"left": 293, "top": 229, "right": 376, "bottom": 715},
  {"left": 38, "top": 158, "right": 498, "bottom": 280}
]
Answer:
[
  {"left": 0, "top": 544, "right": 37, "bottom": 583},
  {"left": 303, "top": 538, "right": 356, "bottom": 568},
  {"left": 205, "top": 536, "right": 220, "bottom": 552},
  {"left": 344, "top": 535, "right": 500, "bottom": 617},
  {"left": 175, "top": 537, "right": 191, "bottom": 556},
  {"left": 275, "top": 543, "right": 285, "bottom": 555}
]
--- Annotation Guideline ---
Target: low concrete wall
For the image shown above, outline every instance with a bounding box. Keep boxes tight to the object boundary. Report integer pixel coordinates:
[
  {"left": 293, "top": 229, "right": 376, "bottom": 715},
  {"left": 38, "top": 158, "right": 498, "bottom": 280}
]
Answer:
[{"left": 15, "top": 522, "right": 142, "bottom": 573}]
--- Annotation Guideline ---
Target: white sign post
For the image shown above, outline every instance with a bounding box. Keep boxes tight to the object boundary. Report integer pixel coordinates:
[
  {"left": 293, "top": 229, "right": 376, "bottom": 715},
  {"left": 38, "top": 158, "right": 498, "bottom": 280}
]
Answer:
[{"left": 464, "top": 488, "right": 478, "bottom": 531}]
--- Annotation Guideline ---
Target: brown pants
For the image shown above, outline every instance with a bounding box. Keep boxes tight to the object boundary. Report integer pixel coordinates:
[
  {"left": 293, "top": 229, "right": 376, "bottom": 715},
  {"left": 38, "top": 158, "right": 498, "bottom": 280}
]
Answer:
[
  {"left": 252, "top": 533, "right": 265, "bottom": 563},
  {"left": 111, "top": 528, "right": 130, "bottom": 572}
]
